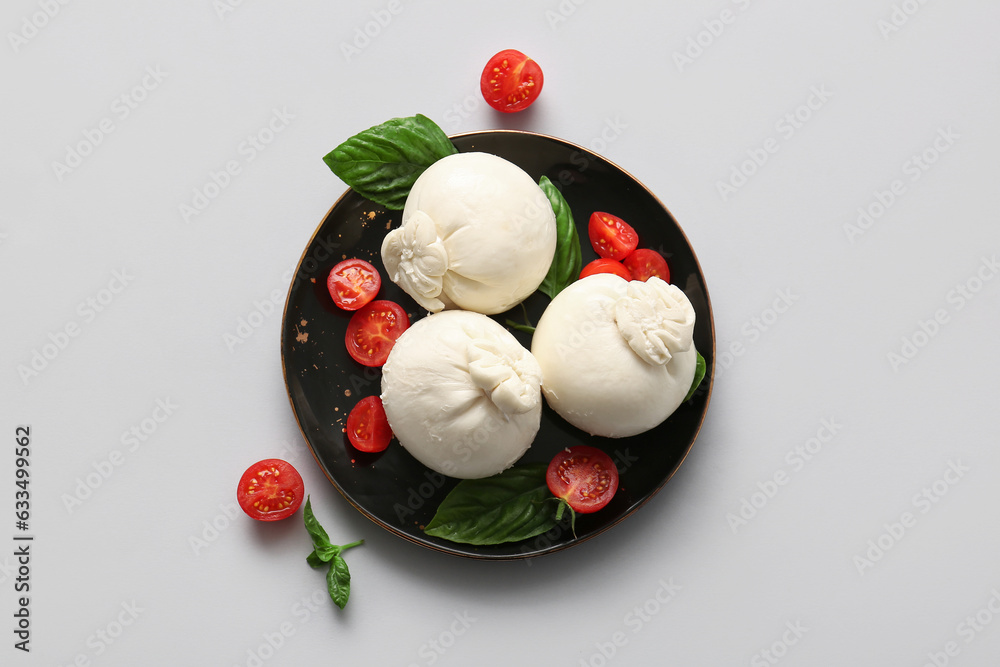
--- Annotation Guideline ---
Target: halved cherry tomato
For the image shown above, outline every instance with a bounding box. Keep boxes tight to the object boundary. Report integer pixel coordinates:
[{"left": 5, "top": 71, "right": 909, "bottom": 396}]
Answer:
[
  {"left": 237, "top": 459, "right": 304, "bottom": 521},
  {"left": 588, "top": 212, "right": 639, "bottom": 261},
  {"left": 345, "top": 299, "right": 409, "bottom": 367},
  {"left": 623, "top": 248, "right": 671, "bottom": 283},
  {"left": 327, "top": 258, "right": 381, "bottom": 311},
  {"left": 346, "top": 396, "right": 393, "bottom": 453},
  {"left": 480, "top": 49, "right": 544, "bottom": 113},
  {"left": 546, "top": 445, "right": 620, "bottom": 514},
  {"left": 580, "top": 258, "right": 632, "bottom": 281}
]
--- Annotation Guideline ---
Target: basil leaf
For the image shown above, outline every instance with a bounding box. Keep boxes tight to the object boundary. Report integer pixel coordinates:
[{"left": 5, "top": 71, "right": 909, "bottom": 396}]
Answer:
[
  {"left": 327, "top": 555, "right": 352, "bottom": 610},
  {"left": 563, "top": 499, "right": 578, "bottom": 539},
  {"left": 303, "top": 498, "right": 364, "bottom": 610},
  {"left": 312, "top": 544, "right": 341, "bottom": 564},
  {"left": 303, "top": 496, "right": 331, "bottom": 551},
  {"left": 505, "top": 303, "right": 535, "bottom": 333},
  {"left": 306, "top": 549, "right": 326, "bottom": 568},
  {"left": 323, "top": 114, "right": 457, "bottom": 210},
  {"left": 424, "top": 463, "right": 560, "bottom": 545},
  {"left": 684, "top": 351, "right": 707, "bottom": 402},
  {"left": 537, "top": 176, "right": 582, "bottom": 300},
  {"left": 505, "top": 320, "right": 536, "bottom": 334}
]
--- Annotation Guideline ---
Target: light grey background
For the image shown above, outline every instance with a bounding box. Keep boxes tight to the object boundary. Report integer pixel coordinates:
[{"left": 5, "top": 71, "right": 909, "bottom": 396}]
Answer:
[{"left": 3, "top": 1, "right": 999, "bottom": 665}]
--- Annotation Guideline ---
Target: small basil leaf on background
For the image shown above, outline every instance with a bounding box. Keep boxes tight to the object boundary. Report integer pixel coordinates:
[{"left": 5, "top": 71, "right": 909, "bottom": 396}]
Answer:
[
  {"left": 303, "top": 496, "right": 331, "bottom": 551},
  {"left": 424, "top": 463, "right": 560, "bottom": 545},
  {"left": 537, "top": 176, "right": 582, "bottom": 300},
  {"left": 684, "top": 351, "right": 707, "bottom": 402},
  {"left": 315, "top": 543, "right": 342, "bottom": 563},
  {"left": 306, "top": 550, "right": 325, "bottom": 569},
  {"left": 327, "top": 555, "right": 352, "bottom": 610},
  {"left": 323, "top": 114, "right": 457, "bottom": 209},
  {"left": 303, "top": 496, "right": 364, "bottom": 610}
]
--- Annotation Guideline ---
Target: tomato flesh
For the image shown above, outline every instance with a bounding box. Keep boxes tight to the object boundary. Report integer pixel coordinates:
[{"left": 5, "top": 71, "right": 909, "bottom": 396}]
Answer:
[
  {"left": 623, "top": 248, "right": 671, "bottom": 283},
  {"left": 546, "top": 446, "right": 620, "bottom": 514},
  {"left": 580, "top": 258, "right": 632, "bottom": 281},
  {"left": 588, "top": 212, "right": 639, "bottom": 261},
  {"left": 345, "top": 299, "right": 409, "bottom": 367},
  {"left": 237, "top": 459, "right": 304, "bottom": 521},
  {"left": 327, "top": 258, "right": 380, "bottom": 311},
  {"left": 346, "top": 396, "right": 393, "bottom": 453},
  {"left": 480, "top": 49, "right": 544, "bottom": 113}
]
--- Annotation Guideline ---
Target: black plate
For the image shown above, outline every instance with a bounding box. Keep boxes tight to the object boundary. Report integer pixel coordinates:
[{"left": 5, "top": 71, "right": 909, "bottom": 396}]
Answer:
[{"left": 280, "top": 130, "right": 714, "bottom": 560}]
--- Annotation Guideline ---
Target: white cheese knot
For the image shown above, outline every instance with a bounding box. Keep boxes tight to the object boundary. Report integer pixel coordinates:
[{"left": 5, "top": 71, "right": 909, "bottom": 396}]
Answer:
[
  {"left": 467, "top": 338, "right": 542, "bottom": 416},
  {"left": 381, "top": 310, "right": 542, "bottom": 478},
  {"left": 531, "top": 273, "right": 699, "bottom": 438},
  {"left": 382, "top": 152, "right": 556, "bottom": 315},
  {"left": 381, "top": 210, "right": 449, "bottom": 312},
  {"left": 614, "top": 278, "right": 695, "bottom": 365}
]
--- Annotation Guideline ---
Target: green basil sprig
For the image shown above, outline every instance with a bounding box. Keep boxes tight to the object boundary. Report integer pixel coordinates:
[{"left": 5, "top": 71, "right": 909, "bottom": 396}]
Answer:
[
  {"left": 684, "top": 351, "right": 707, "bottom": 402},
  {"left": 553, "top": 495, "right": 578, "bottom": 539},
  {"left": 323, "top": 114, "right": 457, "bottom": 210},
  {"left": 304, "top": 496, "right": 364, "bottom": 609},
  {"left": 424, "top": 464, "right": 561, "bottom": 545},
  {"left": 505, "top": 303, "right": 536, "bottom": 333},
  {"left": 505, "top": 321, "right": 536, "bottom": 334},
  {"left": 537, "top": 176, "right": 582, "bottom": 300}
]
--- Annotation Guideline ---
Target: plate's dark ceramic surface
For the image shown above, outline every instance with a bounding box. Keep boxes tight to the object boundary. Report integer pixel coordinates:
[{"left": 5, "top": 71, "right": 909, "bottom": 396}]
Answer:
[{"left": 281, "top": 130, "right": 714, "bottom": 560}]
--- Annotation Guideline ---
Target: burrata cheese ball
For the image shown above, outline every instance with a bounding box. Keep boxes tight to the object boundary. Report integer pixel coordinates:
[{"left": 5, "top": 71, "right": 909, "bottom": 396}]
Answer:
[
  {"left": 381, "top": 152, "right": 557, "bottom": 315},
  {"left": 531, "top": 274, "right": 697, "bottom": 438},
  {"left": 380, "top": 310, "right": 543, "bottom": 479}
]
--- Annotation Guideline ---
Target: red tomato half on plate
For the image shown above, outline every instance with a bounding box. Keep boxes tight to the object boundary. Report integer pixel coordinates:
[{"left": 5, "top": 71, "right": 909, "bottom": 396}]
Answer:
[
  {"left": 623, "top": 248, "right": 671, "bottom": 283},
  {"left": 546, "top": 446, "right": 620, "bottom": 514},
  {"left": 346, "top": 396, "right": 393, "bottom": 453},
  {"left": 480, "top": 49, "right": 544, "bottom": 113},
  {"left": 237, "top": 459, "right": 304, "bottom": 521},
  {"left": 580, "top": 258, "right": 632, "bottom": 281},
  {"left": 327, "top": 258, "right": 381, "bottom": 311},
  {"left": 588, "top": 212, "right": 639, "bottom": 261},
  {"left": 345, "top": 299, "right": 409, "bottom": 367}
]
